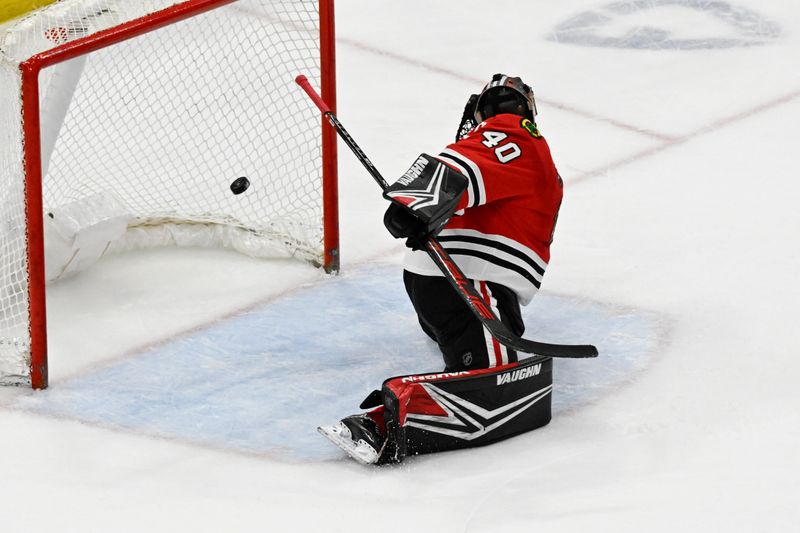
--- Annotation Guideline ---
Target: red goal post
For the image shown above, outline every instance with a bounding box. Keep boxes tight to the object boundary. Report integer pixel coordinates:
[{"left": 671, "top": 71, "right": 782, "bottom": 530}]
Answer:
[{"left": 0, "top": 0, "right": 338, "bottom": 389}]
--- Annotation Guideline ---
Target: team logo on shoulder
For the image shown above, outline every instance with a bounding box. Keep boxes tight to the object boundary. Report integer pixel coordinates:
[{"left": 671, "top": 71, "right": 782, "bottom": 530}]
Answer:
[{"left": 520, "top": 118, "right": 541, "bottom": 138}]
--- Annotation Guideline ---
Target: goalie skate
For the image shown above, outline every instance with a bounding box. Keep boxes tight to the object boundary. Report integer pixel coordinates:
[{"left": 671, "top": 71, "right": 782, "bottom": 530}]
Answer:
[{"left": 318, "top": 415, "right": 384, "bottom": 465}]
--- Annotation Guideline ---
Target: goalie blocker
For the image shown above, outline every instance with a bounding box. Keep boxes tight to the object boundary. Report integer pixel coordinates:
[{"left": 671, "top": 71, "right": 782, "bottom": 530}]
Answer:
[
  {"left": 359, "top": 355, "right": 553, "bottom": 464},
  {"left": 383, "top": 153, "right": 468, "bottom": 247}
]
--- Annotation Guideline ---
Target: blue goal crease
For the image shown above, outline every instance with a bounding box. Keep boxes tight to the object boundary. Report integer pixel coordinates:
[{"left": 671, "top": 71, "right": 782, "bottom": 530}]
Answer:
[{"left": 15, "top": 264, "right": 662, "bottom": 461}]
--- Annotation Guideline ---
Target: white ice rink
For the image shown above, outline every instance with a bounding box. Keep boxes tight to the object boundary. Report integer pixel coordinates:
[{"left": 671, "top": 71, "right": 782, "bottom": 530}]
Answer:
[{"left": 2, "top": 0, "right": 799, "bottom": 531}]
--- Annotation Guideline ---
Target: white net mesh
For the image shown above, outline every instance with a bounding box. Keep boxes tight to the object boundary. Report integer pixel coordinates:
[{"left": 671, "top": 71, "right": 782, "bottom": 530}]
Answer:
[
  {"left": 0, "top": 64, "right": 30, "bottom": 384},
  {"left": 0, "top": 0, "right": 329, "bottom": 385}
]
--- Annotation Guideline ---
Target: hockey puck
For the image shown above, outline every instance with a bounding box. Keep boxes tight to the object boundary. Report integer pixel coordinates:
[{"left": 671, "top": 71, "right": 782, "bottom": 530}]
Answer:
[{"left": 230, "top": 176, "right": 250, "bottom": 195}]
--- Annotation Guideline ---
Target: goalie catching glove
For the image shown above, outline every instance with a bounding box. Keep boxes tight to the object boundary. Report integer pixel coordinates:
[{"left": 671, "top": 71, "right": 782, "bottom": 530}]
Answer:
[
  {"left": 383, "top": 154, "right": 468, "bottom": 249},
  {"left": 455, "top": 93, "right": 479, "bottom": 141}
]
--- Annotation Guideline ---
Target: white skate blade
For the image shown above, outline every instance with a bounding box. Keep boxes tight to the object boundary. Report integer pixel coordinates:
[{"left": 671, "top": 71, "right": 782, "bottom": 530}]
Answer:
[{"left": 318, "top": 422, "right": 379, "bottom": 465}]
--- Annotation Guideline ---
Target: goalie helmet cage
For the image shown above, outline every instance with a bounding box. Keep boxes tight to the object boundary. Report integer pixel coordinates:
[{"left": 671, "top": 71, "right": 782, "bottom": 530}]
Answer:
[{"left": 0, "top": 0, "right": 338, "bottom": 389}]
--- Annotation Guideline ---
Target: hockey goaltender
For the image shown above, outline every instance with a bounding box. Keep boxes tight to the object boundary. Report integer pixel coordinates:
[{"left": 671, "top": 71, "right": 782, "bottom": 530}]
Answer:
[{"left": 318, "top": 73, "right": 589, "bottom": 465}]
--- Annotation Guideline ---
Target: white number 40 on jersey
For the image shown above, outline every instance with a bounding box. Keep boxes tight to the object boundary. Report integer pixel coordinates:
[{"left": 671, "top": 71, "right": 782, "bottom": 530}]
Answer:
[{"left": 481, "top": 131, "right": 521, "bottom": 163}]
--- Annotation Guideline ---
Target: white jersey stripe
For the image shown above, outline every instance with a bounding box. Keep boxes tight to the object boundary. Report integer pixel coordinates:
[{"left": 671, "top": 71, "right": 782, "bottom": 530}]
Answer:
[
  {"left": 435, "top": 153, "right": 475, "bottom": 208},
  {"left": 403, "top": 227, "right": 547, "bottom": 305},
  {"left": 438, "top": 238, "right": 544, "bottom": 284},
  {"left": 439, "top": 148, "right": 486, "bottom": 208},
  {"left": 438, "top": 228, "right": 548, "bottom": 274},
  {"left": 404, "top": 250, "right": 541, "bottom": 305}
]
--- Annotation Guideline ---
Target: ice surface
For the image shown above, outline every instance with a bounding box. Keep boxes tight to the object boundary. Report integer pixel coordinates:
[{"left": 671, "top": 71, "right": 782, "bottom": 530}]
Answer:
[
  {"left": 13, "top": 265, "right": 660, "bottom": 462},
  {"left": 1, "top": 0, "right": 799, "bottom": 531}
]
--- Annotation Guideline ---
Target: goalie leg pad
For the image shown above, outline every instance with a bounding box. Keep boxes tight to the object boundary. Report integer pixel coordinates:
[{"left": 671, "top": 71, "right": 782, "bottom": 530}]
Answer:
[{"left": 377, "top": 356, "right": 553, "bottom": 463}]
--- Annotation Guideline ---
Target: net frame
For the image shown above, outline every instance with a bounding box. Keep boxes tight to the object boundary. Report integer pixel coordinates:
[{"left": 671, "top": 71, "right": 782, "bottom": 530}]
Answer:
[{"left": 2, "top": 0, "right": 338, "bottom": 389}]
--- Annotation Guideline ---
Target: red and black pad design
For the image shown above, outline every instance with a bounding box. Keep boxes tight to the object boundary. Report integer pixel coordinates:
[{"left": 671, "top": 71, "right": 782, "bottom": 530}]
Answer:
[{"left": 375, "top": 356, "right": 553, "bottom": 463}]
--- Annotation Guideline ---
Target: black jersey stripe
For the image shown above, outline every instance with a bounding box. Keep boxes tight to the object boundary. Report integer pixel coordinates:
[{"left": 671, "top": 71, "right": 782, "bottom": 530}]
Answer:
[
  {"left": 438, "top": 151, "right": 482, "bottom": 207},
  {"left": 438, "top": 234, "right": 546, "bottom": 276},
  {"left": 445, "top": 247, "right": 542, "bottom": 289}
]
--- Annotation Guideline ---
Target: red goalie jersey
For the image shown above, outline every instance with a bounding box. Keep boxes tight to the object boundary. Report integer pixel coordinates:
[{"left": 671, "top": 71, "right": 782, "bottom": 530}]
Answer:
[{"left": 403, "top": 113, "right": 563, "bottom": 305}]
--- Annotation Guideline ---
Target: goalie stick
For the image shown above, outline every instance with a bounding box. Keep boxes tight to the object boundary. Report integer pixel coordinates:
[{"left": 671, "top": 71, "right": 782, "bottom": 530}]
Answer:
[{"left": 295, "top": 75, "right": 597, "bottom": 359}]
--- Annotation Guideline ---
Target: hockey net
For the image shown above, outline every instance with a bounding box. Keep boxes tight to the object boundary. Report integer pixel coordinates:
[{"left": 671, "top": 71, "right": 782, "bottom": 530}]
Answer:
[{"left": 0, "top": 0, "right": 337, "bottom": 388}]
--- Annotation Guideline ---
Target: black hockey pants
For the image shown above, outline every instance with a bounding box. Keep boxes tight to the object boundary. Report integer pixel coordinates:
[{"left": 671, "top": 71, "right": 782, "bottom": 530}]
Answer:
[{"left": 403, "top": 270, "right": 525, "bottom": 371}]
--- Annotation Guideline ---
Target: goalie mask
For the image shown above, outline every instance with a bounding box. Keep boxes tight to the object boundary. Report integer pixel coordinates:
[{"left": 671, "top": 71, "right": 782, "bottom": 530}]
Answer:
[{"left": 474, "top": 73, "right": 537, "bottom": 123}]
